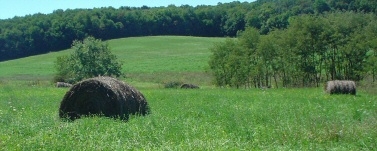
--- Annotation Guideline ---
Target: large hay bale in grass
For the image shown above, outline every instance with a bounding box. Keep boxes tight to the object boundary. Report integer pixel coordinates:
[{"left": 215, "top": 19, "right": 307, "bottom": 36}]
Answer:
[
  {"left": 180, "top": 83, "right": 199, "bottom": 89},
  {"left": 59, "top": 76, "right": 150, "bottom": 121},
  {"left": 325, "top": 80, "right": 356, "bottom": 95}
]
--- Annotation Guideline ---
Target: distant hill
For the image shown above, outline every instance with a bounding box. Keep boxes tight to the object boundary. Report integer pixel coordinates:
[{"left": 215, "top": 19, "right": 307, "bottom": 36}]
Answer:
[
  {"left": 0, "top": 36, "right": 225, "bottom": 85},
  {"left": 0, "top": 0, "right": 376, "bottom": 61}
]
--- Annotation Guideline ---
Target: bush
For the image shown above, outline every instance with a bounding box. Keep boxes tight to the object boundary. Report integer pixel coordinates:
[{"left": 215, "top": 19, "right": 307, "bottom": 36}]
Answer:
[{"left": 54, "top": 37, "right": 123, "bottom": 83}]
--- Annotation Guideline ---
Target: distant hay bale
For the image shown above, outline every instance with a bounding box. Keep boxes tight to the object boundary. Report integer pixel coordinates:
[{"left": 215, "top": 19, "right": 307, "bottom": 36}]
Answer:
[
  {"left": 56, "top": 82, "right": 72, "bottom": 88},
  {"left": 180, "top": 83, "right": 199, "bottom": 89},
  {"left": 59, "top": 76, "right": 150, "bottom": 121},
  {"left": 164, "top": 81, "right": 183, "bottom": 88},
  {"left": 325, "top": 80, "right": 356, "bottom": 95}
]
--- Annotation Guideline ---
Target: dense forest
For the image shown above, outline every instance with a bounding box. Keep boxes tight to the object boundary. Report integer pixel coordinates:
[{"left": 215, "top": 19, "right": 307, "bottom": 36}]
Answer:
[{"left": 0, "top": 0, "right": 376, "bottom": 61}]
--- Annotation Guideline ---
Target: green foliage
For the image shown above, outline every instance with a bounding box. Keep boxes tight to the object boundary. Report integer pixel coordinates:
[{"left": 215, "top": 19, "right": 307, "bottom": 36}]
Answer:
[
  {"left": 210, "top": 12, "right": 377, "bottom": 88},
  {"left": 209, "top": 27, "right": 261, "bottom": 88},
  {"left": 54, "top": 37, "right": 122, "bottom": 83},
  {"left": 364, "top": 21, "right": 377, "bottom": 82},
  {"left": 314, "top": 0, "right": 331, "bottom": 13},
  {"left": 54, "top": 55, "right": 73, "bottom": 83},
  {"left": 209, "top": 39, "right": 243, "bottom": 88}
]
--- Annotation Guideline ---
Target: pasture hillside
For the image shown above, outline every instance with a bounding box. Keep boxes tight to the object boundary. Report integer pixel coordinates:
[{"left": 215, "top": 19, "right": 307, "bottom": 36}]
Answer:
[
  {"left": 0, "top": 36, "right": 376, "bottom": 149},
  {"left": 0, "top": 36, "right": 225, "bottom": 86}
]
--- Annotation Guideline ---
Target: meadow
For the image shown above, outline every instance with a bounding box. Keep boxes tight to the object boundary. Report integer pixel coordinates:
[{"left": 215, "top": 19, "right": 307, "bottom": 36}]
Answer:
[
  {"left": 0, "top": 36, "right": 223, "bottom": 85},
  {"left": 0, "top": 36, "right": 376, "bottom": 150}
]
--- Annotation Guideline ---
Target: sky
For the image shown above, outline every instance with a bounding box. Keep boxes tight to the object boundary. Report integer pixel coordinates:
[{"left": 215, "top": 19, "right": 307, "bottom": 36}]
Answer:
[{"left": 0, "top": 0, "right": 256, "bottom": 20}]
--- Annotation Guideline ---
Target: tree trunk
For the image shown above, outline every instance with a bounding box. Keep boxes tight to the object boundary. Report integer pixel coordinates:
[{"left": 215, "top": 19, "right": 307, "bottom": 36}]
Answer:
[{"left": 274, "top": 73, "right": 278, "bottom": 88}]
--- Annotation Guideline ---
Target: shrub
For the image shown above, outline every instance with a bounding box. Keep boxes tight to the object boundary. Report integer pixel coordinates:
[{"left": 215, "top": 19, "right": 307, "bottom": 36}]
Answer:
[{"left": 54, "top": 37, "right": 123, "bottom": 83}]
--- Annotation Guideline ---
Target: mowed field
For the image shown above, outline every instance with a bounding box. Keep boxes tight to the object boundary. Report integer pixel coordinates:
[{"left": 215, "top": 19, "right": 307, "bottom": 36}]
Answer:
[
  {"left": 0, "top": 36, "right": 223, "bottom": 86},
  {"left": 0, "top": 36, "right": 376, "bottom": 150}
]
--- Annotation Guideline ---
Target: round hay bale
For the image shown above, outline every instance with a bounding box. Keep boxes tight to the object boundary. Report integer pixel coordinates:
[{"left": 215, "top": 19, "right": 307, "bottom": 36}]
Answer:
[
  {"left": 325, "top": 80, "right": 356, "bottom": 95},
  {"left": 59, "top": 76, "right": 150, "bottom": 121},
  {"left": 180, "top": 83, "right": 199, "bottom": 89}
]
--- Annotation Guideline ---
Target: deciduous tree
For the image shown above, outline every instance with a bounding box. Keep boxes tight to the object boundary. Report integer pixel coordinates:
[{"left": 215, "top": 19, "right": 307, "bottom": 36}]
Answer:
[{"left": 54, "top": 37, "right": 123, "bottom": 83}]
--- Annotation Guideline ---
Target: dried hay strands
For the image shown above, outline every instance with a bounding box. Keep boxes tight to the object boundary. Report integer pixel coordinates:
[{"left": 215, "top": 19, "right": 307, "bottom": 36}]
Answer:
[
  {"left": 59, "top": 76, "right": 150, "bottom": 121},
  {"left": 325, "top": 80, "right": 356, "bottom": 95},
  {"left": 180, "top": 83, "right": 199, "bottom": 89},
  {"left": 56, "top": 82, "right": 72, "bottom": 88}
]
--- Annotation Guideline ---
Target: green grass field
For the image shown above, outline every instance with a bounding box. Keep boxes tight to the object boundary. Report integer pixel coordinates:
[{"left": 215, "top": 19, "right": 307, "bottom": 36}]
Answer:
[
  {"left": 0, "top": 36, "right": 376, "bottom": 150},
  {"left": 0, "top": 36, "right": 223, "bottom": 85},
  {"left": 0, "top": 84, "right": 376, "bottom": 150}
]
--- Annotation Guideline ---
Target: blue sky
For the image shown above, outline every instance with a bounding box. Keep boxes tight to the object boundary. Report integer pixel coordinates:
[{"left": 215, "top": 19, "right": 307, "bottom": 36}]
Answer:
[{"left": 0, "top": 0, "right": 255, "bottom": 19}]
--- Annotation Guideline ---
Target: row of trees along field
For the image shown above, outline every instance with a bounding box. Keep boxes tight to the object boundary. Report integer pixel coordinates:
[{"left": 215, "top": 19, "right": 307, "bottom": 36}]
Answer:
[
  {"left": 0, "top": 0, "right": 376, "bottom": 61},
  {"left": 209, "top": 11, "right": 377, "bottom": 88}
]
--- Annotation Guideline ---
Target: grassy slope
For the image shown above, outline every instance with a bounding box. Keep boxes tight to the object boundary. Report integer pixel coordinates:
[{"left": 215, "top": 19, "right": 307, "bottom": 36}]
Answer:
[
  {"left": 0, "top": 36, "right": 376, "bottom": 150},
  {"left": 0, "top": 36, "right": 224, "bottom": 85}
]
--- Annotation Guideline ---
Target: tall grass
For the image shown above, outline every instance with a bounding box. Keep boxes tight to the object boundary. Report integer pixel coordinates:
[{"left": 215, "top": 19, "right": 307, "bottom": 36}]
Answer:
[
  {"left": 0, "top": 36, "right": 376, "bottom": 150},
  {"left": 0, "top": 83, "right": 376, "bottom": 150}
]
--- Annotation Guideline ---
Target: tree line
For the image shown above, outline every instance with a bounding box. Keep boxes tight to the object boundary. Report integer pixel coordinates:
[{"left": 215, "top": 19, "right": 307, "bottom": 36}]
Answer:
[
  {"left": 209, "top": 11, "right": 377, "bottom": 88},
  {"left": 0, "top": 0, "right": 376, "bottom": 61}
]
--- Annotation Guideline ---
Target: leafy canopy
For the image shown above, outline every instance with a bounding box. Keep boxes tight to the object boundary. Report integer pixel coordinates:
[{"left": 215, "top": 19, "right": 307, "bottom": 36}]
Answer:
[{"left": 54, "top": 37, "right": 123, "bottom": 83}]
